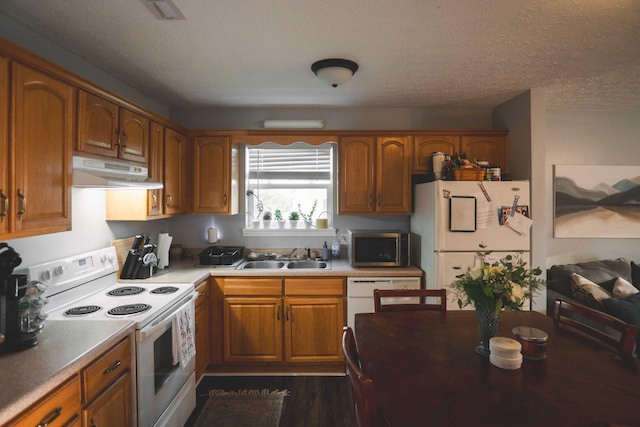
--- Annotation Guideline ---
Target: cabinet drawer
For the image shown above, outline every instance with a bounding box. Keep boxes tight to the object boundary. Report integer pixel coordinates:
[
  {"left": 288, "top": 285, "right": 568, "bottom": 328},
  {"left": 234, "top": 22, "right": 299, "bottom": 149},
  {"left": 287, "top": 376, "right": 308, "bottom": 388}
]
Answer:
[
  {"left": 285, "top": 278, "right": 345, "bottom": 296},
  {"left": 9, "top": 375, "right": 81, "bottom": 427},
  {"left": 223, "top": 278, "right": 283, "bottom": 296},
  {"left": 82, "top": 337, "right": 132, "bottom": 403}
]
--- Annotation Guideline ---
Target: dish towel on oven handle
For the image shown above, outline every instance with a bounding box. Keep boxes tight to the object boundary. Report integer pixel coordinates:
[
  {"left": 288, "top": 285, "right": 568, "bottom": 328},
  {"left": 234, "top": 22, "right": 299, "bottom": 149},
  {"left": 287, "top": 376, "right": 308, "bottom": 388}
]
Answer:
[{"left": 172, "top": 292, "right": 197, "bottom": 368}]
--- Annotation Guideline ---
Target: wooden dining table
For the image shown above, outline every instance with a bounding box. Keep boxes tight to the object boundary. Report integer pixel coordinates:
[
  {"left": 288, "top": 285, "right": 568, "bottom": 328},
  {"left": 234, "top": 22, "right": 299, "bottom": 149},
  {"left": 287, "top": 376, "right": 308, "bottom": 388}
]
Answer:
[{"left": 354, "top": 310, "right": 640, "bottom": 427}]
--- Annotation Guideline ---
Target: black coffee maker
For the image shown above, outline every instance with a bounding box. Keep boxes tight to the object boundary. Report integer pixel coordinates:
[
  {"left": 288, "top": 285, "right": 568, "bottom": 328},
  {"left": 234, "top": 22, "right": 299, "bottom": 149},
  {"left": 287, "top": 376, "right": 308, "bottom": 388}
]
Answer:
[{"left": 0, "top": 243, "right": 38, "bottom": 353}]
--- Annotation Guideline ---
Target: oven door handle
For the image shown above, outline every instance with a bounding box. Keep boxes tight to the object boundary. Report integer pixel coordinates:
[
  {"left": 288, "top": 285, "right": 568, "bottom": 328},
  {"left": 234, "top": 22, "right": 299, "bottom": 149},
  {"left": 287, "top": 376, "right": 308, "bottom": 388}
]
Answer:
[{"left": 137, "top": 291, "right": 198, "bottom": 342}]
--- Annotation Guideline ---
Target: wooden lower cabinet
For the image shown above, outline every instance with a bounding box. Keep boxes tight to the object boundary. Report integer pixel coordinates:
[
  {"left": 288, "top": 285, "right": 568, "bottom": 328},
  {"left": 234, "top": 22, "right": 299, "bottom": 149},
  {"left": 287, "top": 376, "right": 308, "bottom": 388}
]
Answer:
[
  {"left": 7, "top": 334, "right": 134, "bottom": 427},
  {"left": 218, "top": 277, "right": 345, "bottom": 369},
  {"left": 82, "top": 370, "right": 132, "bottom": 427},
  {"left": 195, "top": 279, "right": 210, "bottom": 381}
]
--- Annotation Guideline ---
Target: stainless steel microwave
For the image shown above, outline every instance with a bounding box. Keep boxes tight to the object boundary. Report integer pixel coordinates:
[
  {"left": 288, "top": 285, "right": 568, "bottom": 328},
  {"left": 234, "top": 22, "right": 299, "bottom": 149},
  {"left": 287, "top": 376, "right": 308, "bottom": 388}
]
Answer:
[{"left": 348, "top": 230, "right": 410, "bottom": 267}]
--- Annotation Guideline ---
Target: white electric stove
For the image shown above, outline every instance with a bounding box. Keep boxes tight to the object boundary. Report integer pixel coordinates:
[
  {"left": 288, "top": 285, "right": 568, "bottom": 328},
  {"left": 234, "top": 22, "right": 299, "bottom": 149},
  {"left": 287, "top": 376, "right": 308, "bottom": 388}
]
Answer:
[{"left": 18, "top": 246, "right": 197, "bottom": 427}]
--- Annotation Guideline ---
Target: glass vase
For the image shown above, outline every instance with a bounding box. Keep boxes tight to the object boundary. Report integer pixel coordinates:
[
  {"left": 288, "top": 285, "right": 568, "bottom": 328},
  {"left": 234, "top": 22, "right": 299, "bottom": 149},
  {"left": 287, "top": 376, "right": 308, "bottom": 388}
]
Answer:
[{"left": 475, "top": 306, "right": 500, "bottom": 357}]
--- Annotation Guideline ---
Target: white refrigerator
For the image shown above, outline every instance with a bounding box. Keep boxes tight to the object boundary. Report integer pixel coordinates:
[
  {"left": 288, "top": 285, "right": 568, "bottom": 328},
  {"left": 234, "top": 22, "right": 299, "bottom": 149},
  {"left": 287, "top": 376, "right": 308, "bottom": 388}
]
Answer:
[{"left": 410, "top": 180, "right": 531, "bottom": 310}]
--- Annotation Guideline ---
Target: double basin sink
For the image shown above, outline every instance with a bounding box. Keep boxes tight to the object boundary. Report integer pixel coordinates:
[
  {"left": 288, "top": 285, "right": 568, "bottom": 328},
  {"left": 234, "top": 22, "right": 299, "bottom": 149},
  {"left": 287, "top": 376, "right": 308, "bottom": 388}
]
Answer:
[{"left": 238, "top": 259, "right": 331, "bottom": 270}]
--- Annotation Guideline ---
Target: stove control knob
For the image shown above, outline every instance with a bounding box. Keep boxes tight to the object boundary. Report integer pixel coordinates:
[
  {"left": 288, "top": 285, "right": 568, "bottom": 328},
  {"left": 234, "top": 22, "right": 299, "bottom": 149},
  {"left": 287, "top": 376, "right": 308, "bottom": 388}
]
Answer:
[
  {"left": 54, "top": 265, "right": 64, "bottom": 276},
  {"left": 41, "top": 270, "right": 51, "bottom": 281}
]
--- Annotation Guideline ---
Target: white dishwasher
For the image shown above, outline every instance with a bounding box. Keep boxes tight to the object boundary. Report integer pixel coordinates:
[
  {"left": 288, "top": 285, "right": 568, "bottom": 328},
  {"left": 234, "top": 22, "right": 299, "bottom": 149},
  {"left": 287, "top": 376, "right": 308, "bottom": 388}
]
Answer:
[{"left": 347, "top": 276, "right": 421, "bottom": 328}]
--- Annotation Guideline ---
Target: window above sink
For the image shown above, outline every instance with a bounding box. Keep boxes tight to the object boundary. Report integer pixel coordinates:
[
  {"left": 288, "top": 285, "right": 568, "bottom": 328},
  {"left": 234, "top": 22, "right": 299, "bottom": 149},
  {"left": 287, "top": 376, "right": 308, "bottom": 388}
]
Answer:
[{"left": 243, "top": 141, "right": 336, "bottom": 237}]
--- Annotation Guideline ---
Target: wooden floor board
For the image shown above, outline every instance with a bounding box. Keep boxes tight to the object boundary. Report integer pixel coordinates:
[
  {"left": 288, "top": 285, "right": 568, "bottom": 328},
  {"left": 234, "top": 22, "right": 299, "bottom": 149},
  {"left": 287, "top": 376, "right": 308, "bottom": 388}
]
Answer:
[{"left": 185, "top": 375, "right": 354, "bottom": 427}]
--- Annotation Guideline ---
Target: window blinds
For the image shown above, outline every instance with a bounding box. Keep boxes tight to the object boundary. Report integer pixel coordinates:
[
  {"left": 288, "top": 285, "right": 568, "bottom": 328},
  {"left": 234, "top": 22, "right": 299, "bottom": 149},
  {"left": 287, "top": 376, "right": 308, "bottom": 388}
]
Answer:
[{"left": 247, "top": 147, "right": 332, "bottom": 181}]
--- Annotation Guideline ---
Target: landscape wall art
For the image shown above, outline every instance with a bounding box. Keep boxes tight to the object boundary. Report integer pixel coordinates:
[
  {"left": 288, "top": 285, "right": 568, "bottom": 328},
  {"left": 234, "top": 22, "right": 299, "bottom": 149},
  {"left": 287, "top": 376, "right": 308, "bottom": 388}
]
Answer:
[{"left": 554, "top": 165, "right": 640, "bottom": 238}]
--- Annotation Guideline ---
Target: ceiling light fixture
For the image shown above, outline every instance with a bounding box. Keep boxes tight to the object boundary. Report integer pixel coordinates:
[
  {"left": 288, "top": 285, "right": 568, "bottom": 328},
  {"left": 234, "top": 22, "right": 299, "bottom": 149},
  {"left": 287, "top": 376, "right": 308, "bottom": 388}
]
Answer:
[
  {"left": 142, "top": 0, "right": 185, "bottom": 20},
  {"left": 311, "top": 58, "right": 359, "bottom": 87},
  {"left": 262, "top": 120, "right": 325, "bottom": 129}
]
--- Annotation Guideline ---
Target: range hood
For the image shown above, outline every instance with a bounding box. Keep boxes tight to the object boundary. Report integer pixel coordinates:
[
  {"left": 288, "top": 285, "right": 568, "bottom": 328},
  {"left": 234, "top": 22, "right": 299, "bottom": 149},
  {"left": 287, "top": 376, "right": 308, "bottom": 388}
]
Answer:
[{"left": 72, "top": 156, "right": 163, "bottom": 190}]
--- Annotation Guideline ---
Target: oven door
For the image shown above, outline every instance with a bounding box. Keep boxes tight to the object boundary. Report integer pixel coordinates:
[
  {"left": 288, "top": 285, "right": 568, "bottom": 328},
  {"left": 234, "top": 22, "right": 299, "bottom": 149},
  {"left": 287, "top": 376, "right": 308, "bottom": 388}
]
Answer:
[{"left": 136, "top": 291, "right": 197, "bottom": 427}]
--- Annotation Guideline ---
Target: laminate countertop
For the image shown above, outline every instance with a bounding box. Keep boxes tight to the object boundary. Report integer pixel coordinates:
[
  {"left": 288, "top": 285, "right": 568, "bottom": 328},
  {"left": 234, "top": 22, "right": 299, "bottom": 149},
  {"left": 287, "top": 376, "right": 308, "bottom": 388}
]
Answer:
[
  {"left": 121, "top": 258, "right": 423, "bottom": 283},
  {"left": 0, "top": 320, "right": 135, "bottom": 425}
]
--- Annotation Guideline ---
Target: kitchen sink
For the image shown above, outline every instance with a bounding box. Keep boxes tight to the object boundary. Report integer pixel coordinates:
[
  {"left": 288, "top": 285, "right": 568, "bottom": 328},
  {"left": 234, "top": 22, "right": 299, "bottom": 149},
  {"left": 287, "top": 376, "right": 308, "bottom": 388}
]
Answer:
[
  {"left": 238, "top": 259, "right": 331, "bottom": 270},
  {"left": 286, "top": 261, "right": 329, "bottom": 269},
  {"left": 240, "top": 261, "right": 285, "bottom": 269}
]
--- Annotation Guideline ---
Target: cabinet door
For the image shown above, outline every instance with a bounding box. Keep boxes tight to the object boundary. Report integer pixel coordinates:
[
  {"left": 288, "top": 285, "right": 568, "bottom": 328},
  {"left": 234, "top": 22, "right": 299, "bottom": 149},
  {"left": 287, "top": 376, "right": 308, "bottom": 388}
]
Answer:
[
  {"left": 284, "top": 297, "right": 345, "bottom": 363},
  {"left": 12, "top": 62, "right": 73, "bottom": 236},
  {"left": 193, "top": 136, "right": 232, "bottom": 214},
  {"left": 82, "top": 371, "right": 133, "bottom": 427},
  {"left": 77, "top": 90, "right": 119, "bottom": 158},
  {"left": 148, "top": 122, "right": 164, "bottom": 217},
  {"left": 119, "top": 108, "right": 149, "bottom": 163},
  {"left": 412, "top": 135, "right": 459, "bottom": 174},
  {"left": 164, "top": 128, "right": 188, "bottom": 215},
  {"left": 223, "top": 297, "right": 283, "bottom": 362},
  {"left": 376, "top": 137, "right": 411, "bottom": 214},
  {"left": 0, "top": 54, "right": 8, "bottom": 235},
  {"left": 338, "top": 136, "right": 376, "bottom": 214},
  {"left": 461, "top": 135, "right": 508, "bottom": 173},
  {"left": 195, "top": 280, "right": 210, "bottom": 380}
]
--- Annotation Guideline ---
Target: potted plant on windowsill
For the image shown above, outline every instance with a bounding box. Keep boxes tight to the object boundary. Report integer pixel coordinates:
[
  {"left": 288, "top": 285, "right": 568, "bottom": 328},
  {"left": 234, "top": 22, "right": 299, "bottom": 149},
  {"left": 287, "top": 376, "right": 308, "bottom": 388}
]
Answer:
[
  {"left": 288, "top": 211, "right": 300, "bottom": 228},
  {"left": 275, "top": 209, "right": 286, "bottom": 228},
  {"left": 298, "top": 199, "right": 317, "bottom": 229},
  {"left": 262, "top": 211, "right": 272, "bottom": 229}
]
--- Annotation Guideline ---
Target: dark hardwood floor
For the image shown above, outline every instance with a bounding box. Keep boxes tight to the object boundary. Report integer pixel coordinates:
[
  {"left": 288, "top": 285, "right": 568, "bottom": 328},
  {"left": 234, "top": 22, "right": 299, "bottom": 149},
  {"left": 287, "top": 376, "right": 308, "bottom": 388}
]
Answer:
[{"left": 185, "top": 375, "right": 354, "bottom": 427}]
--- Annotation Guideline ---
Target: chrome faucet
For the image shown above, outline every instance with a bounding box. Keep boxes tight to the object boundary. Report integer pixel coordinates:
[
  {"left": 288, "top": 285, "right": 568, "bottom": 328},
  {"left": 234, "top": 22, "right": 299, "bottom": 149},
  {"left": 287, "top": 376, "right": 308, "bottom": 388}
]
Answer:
[{"left": 286, "top": 247, "right": 298, "bottom": 259}]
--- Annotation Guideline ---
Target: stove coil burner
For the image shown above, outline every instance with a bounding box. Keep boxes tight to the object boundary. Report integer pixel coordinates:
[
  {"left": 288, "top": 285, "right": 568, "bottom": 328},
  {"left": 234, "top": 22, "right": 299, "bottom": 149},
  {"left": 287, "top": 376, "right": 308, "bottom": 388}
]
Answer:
[
  {"left": 150, "top": 286, "right": 179, "bottom": 295},
  {"left": 64, "top": 305, "right": 102, "bottom": 316},
  {"left": 107, "top": 304, "right": 152, "bottom": 316},
  {"left": 107, "top": 286, "right": 146, "bottom": 297}
]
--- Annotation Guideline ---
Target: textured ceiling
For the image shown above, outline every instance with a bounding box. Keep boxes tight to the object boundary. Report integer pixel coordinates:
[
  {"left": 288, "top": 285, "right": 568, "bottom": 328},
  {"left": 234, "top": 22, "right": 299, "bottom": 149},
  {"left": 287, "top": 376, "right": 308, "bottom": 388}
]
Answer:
[{"left": 1, "top": 0, "right": 639, "bottom": 110}]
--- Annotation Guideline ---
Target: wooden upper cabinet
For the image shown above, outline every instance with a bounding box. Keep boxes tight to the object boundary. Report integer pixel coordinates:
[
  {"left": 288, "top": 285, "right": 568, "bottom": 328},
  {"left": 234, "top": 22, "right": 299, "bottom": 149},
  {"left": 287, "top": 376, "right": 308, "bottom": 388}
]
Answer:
[
  {"left": 164, "top": 128, "right": 188, "bottom": 215},
  {"left": 148, "top": 122, "right": 164, "bottom": 217},
  {"left": 376, "top": 137, "right": 411, "bottom": 214},
  {"left": 193, "top": 136, "right": 239, "bottom": 215},
  {"left": 412, "top": 132, "right": 508, "bottom": 176},
  {"left": 339, "top": 136, "right": 376, "bottom": 214},
  {"left": 339, "top": 136, "right": 410, "bottom": 215},
  {"left": 412, "top": 135, "right": 459, "bottom": 174},
  {"left": 77, "top": 90, "right": 149, "bottom": 164},
  {"left": 461, "top": 135, "right": 508, "bottom": 173},
  {"left": 0, "top": 54, "right": 8, "bottom": 235},
  {"left": 10, "top": 62, "right": 74, "bottom": 236}
]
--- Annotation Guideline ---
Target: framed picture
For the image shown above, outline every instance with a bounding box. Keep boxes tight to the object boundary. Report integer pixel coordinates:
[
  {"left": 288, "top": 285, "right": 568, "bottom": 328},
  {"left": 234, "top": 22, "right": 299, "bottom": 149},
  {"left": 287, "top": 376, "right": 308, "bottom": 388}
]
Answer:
[
  {"left": 554, "top": 165, "right": 640, "bottom": 238},
  {"left": 449, "top": 196, "right": 476, "bottom": 232}
]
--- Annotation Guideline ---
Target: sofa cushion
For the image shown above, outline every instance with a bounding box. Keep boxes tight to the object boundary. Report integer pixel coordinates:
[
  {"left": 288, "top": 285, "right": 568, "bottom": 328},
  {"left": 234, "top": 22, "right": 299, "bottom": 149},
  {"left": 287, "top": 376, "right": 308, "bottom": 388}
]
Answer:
[
  {"left": 548, "top": 258, "right": 632, "bottom": 297},
  {"left": 613, "top": 277, "right": 639, "bottom": 299},
  {"left": 631, "top": 261, "right": 640, "bottom": 290},
  {"left": 601, "top": 293, "right": 640, "bottom": 348},
  {"left": 570, "top": 273, "right": 612, "bottom": 308}
]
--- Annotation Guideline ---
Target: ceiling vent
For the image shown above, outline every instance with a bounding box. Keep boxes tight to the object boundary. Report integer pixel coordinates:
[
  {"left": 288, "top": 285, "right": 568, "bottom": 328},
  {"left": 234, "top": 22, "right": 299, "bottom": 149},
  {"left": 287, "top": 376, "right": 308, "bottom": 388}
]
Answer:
[{"left": 142, "top": 0, "right": 185, "bottom": 20}]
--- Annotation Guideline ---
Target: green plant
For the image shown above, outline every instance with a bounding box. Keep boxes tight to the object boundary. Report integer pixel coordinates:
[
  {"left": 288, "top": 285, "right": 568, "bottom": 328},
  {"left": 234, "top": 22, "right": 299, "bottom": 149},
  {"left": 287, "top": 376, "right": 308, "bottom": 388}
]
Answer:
[
  {"left": 274, "top": 209, "right": 283, "bottom": 220},
  {"left": 288, "top": 211, "right": 300, "bottom": 220},
  {"left": 298, "top": 199, "right": 317, "bottom": 222},
  {"left": 450, "top": 245, "right": 544, "bottom": 313}
]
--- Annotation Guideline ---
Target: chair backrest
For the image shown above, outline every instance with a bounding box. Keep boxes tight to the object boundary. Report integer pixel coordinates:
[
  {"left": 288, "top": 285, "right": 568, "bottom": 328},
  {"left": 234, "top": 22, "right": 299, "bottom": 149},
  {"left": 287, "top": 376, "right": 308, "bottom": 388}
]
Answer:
[
  {"left": 374, "top": 288, "right": 447, "bottom": 312},
  {"left": 342, "top": 326, "right": 383, "bottom": 427},
  {"left": 553, "top": 299, "right": 638, "bottom": 358}
]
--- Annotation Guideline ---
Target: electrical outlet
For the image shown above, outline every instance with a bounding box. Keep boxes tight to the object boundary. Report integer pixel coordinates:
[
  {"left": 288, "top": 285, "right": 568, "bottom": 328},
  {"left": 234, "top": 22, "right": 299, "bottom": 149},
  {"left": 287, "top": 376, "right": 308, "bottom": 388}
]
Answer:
[{"left": 339, "top": 234, "right": 348, "bottom": 245}]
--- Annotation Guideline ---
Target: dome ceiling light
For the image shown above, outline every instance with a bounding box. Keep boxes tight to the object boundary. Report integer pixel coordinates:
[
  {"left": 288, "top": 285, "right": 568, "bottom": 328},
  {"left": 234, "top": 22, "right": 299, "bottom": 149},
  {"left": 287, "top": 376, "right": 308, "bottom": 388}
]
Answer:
[{"left": 311, "top": 58, "right": 359, "bottom": 87}]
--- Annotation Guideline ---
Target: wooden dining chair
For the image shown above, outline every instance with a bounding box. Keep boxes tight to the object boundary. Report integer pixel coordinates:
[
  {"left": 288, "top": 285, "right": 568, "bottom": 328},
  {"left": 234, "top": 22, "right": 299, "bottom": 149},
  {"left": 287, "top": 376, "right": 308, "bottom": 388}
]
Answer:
[
  {"left": 553, "top": 299, "right": 638, "bottom": 359},
  {"left": 373, "top": 288, "right": 447, "bottom": 312},
  {"left": 342, "top": 326, "right": 385, "bottom": 427}
]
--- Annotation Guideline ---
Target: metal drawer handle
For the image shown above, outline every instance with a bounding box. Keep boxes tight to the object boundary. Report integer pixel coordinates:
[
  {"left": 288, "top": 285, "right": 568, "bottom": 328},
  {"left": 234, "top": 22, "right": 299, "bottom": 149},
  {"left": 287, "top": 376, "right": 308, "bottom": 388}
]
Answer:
[
  {"left": 276, "top": 305, "right": 281, "bottom": 321},
  {"left": 17, "top": 189, "right": 26, "bottom": 219},
  {"left": 166, "top": 194, "right": 172, "bottom": 207},
  {"left": 151, "top": 193, "right": 158, "bottom": 209},
  {"left": 36, "top": 406, "right": 62, "bottom": 427},
  {"left": 103, "top": 359, "right": 121, "bottom": 375},
  {"left": 0, "top": 189, "right": 7, "bottom": 220}
]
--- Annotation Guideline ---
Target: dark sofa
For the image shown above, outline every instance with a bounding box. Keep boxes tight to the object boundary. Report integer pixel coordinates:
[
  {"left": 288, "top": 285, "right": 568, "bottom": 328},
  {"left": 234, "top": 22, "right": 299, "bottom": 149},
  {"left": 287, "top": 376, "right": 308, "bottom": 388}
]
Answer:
[{"left": 546, "top": 258, "right": 640, "bottom": 352}]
